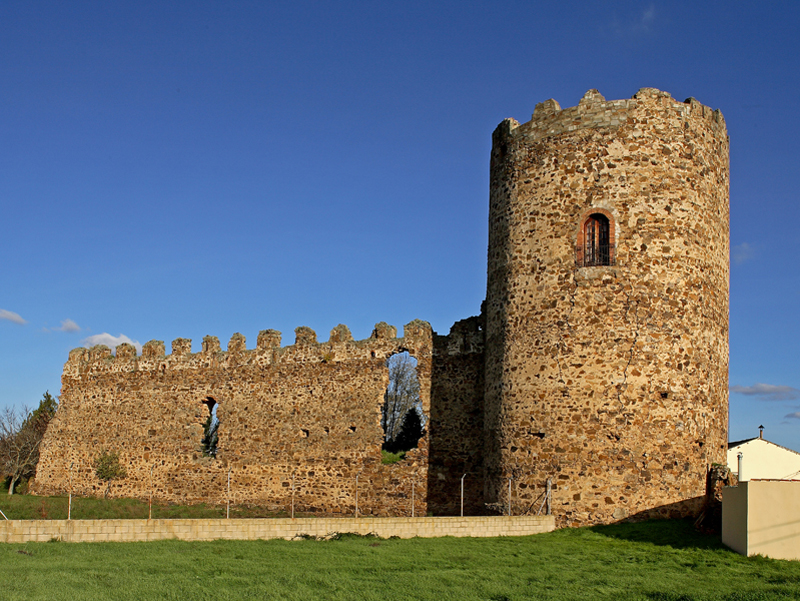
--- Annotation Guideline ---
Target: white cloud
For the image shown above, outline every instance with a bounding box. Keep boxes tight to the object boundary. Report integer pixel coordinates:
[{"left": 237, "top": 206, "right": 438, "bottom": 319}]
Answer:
[
  {"left": 0, "top": 309, "right": 27, "bottom": 325},
  {"left": 730, "top": 383, "right": 800, "bottom": 401},
  {"left": 639, "top": 4, "right": 656, "bottom": 30},
  {"left": 82, "top": 333, "right": 142, "bottom": 354},
  {"left": 732, "top": 242, "right": 754, "bottom": 264},
  {"left": 58, "top": 319, "right": 81, "bottom": 332},
  {"left": 615, "top": 3, "right": 656, "bottom": 35},
  {"left": 785, "top": 412, "right": 800, "bottom": 420}
]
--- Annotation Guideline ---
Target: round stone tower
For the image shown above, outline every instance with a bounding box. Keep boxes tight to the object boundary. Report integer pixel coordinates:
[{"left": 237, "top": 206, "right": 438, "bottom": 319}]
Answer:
[{"left": 483, "top": 88, "right": 729, "bottom": 526}]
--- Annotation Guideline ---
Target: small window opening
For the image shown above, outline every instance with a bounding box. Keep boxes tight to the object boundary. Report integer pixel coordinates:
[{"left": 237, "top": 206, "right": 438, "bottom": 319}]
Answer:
[
  {"left": 381, "top": 351, "right": 426, "bottom": 458},
  {"left": 577, "top": 213, "right": 615, "bottom": 267},
  {"left": 201, "top": 397, "right": 219, "bottom": 458}
]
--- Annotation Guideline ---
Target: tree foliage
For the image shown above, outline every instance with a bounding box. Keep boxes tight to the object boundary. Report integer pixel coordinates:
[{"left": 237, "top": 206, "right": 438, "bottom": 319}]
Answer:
[
  {"left": 384, "top": 408, "right": 425, "bottom": 454},
  {"left": 381, "top": 352, "right": 425, "bottom": 453},
  {"left": 0, "top": 391, "right": 58, "bottom": 494},
  {"left": 29, "top": 391, "right": 58, "bottom": 427},
  {"left": 94, "top": 450, "right": 127, "bottom": 498}
]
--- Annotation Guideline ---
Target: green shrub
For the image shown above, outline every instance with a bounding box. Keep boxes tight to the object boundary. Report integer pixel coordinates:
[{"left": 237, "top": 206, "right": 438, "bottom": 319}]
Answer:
[
  {"left": 94, "top": 450, "right": 127, "bottom": 497},
  {"left": 381, "top": 450, "right": 406, "bottom": 464}
]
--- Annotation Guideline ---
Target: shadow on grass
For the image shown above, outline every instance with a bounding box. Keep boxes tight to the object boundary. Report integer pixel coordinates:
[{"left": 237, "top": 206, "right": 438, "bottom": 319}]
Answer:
[
  {"left": 590, "top": 518, "right": 725, "bottom": 551},
  {"left": 644, "top": 593, "right": 782, "bottom": 601}
]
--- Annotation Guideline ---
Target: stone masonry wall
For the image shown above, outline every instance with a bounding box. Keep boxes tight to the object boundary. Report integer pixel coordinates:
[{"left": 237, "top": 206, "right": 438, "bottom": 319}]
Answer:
[
  {"left": 33, "top": 86, "right": 730, "bottom": 529},
  {"left": 34, "top": 320, "right": 485, "bottom": 517},
  {"left": 484, "top": 88, "right": 729, "bottom": 527},
  {"left": 428, "top": 315, "right": 486, "bottom": 515}
]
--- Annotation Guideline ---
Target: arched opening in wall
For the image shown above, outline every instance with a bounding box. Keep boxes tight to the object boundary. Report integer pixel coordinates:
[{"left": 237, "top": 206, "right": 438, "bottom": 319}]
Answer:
[
  {"left": 578, "top": 212, "right": 615, "bottom": 267},
  {"left": 381, "top": 351, "right": 426, "bottom": 462},
  {"left": 201, "top": 397, "right": 219, "bottom": 458}
]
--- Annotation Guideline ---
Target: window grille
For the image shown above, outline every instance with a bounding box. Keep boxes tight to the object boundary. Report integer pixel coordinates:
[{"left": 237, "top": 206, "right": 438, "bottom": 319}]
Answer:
[{"left": 577, "top": 213, "right": 615, "bottom": 267}]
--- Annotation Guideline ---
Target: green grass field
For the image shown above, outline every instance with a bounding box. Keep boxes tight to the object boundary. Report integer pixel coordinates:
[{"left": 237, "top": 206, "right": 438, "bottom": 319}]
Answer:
[
  {"left": 2, "top": 519, "right": 799, "bottom": 600},
  {"left": 0, "top": 494, "right": 307, "bottom": 520}
]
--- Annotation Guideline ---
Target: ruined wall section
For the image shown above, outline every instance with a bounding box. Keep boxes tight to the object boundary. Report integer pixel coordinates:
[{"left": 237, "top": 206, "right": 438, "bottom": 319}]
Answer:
[
  {"left": 428, "top": 315, "right": 486, "bottom": 515},
  {"left": 34, "top": 320, "right": 452, "bottom": 516},
  {"left": 485, "top": 88, "right": 729, "bottom": 526}
]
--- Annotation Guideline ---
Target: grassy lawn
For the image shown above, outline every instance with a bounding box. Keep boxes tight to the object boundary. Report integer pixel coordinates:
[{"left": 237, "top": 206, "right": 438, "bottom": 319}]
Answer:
[
  {"left": 2, "top": 520, "right": 799, "bottom": 600},
  {"left": 0, "top": 494, "right": 306, "bottom": 520}
]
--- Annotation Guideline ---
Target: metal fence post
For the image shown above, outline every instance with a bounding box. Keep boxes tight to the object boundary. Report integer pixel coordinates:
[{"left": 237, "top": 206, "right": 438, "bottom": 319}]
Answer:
[
  {"left": 68, "top": 462, "right": 74, "bottom": 521},
  {"left": 355, "top": 471, "right": 361, "bottom": 518},
  {"left": 148, "top": 464, "right": 154, "bottom": 520},
  {"left": 546, "top": 477, "right": 552, "bottom": 516},
  {"left": 460, "top": 473, "right": 467, "bottom": 517},
  {"left": 411, "top": 479, "right": 415, "bottom": 518},
  {"left": 291, "top": 470, "right": 296, "bottom": 519},
  {"left": 227, "top": 467, "right": 232, "bottom": 519}
]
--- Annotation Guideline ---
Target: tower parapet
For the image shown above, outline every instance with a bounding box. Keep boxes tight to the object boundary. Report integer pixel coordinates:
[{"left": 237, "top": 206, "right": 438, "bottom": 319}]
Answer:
[{"left": 496, "top": 88, "right": 726, "bottom": 144}]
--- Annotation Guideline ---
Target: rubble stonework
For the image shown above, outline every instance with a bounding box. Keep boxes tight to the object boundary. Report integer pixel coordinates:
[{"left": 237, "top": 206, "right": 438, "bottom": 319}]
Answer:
[
  {"left": 34, "top": 88, "right": 729, "bottom": 527},
  {"left": 484, "top": 88, "right": 729, "bottom": 526},
  {"left": 34, "top": 321, "right": 486, "bottom": 516}
]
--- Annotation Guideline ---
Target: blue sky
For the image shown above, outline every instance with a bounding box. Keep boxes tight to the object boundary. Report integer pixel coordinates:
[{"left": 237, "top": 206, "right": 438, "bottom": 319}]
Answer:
[{"left": 1, "top": 1, "right": 798, "bottom": 450}]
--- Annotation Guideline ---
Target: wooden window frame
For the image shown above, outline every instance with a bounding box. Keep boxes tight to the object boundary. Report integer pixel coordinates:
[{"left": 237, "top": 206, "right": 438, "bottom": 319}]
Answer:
[{"left": 576, "top": 209, "right": 616, "bottom": 267}]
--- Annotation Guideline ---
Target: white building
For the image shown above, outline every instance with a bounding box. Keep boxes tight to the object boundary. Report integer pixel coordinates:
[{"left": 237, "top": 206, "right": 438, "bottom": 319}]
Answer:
[{"left": 728, "top": 433, "right": 800, "bottom": 481}]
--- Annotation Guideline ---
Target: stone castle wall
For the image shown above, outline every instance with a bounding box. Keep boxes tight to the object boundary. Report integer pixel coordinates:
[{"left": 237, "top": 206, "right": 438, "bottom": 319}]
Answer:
[
  {"left": 34, "top": 87, "right": 730, "bottom": 528},
  {"left": 33, "top": 320, "right": 486, "bottom": 517},
  {"left": 428, "top": 316, "right": 486, "bottom": 515},
  {"left": 484, "top": 88, "right": 729, "bottom": 526}
]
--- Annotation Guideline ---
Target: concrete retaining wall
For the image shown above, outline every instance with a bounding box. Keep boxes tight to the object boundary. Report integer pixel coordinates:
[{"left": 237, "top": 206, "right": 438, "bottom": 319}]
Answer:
[
  {"left": 723, "top": 480, "right": 800, "bottom": 560},
  {"left": 0, "top": 515, "right": 555, "bottom": 543}
]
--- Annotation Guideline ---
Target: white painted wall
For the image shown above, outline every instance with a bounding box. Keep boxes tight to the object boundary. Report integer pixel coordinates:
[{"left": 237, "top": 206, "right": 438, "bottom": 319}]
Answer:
[
  {"left": 727, "top": 438, "right": 800, "bottom": 481},
  {"left": 723, "top": 481, "right": 800, "bottom": 561}
]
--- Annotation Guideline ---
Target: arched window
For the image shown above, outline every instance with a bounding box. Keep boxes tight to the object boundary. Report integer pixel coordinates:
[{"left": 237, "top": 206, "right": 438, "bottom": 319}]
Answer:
[
  {"left": 577, "top": 212, "right": 615, "bottom": 267},
  {"left": 201, "top": 397, "right": 219, "bottom": 458}
]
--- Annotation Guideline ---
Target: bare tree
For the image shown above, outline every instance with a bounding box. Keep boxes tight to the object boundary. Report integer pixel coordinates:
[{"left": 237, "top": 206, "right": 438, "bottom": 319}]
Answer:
[
  {"left": 381, "top": 352, "right": 422, "bottom": 449},
  {"left": 0, "top": 392, "right": 58, "bottom": 495},
  {"left": 1, "top": 408, "right": 41, "bottom": 494}
]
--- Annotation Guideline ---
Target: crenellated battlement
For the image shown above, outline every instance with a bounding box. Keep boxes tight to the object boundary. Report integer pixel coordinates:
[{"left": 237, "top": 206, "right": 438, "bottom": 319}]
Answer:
[
  {"left": 493, "top": 87, "right": 727, "bottom": 147},
  {"left": 63, "top": 319, "right": 482, "bottom": 378}
]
